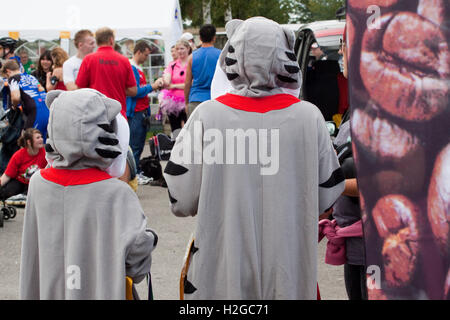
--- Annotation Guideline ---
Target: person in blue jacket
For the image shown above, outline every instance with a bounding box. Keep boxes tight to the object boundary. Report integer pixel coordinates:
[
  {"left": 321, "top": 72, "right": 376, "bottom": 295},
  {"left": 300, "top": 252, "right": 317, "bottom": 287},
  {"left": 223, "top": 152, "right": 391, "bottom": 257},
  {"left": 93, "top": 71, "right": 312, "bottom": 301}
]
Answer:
[{"left": 126, "top": 41, "right": 163, "bottom": 171}]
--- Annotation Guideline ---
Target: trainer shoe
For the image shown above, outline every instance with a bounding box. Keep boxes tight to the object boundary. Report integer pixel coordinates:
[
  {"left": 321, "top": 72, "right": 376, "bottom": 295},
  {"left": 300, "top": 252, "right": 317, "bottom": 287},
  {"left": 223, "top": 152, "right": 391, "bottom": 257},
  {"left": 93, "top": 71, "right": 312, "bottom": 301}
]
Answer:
[{"left": 137, "top": 173, "right": 152, "bottom": 185}]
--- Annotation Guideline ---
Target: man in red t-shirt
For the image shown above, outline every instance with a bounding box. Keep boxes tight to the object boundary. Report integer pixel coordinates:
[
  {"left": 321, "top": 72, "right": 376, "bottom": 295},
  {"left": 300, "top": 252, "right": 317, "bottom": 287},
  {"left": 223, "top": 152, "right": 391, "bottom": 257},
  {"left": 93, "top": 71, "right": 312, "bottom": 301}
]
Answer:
[{"left": 76, "top": 27, "right": 137, "bottom": 118}]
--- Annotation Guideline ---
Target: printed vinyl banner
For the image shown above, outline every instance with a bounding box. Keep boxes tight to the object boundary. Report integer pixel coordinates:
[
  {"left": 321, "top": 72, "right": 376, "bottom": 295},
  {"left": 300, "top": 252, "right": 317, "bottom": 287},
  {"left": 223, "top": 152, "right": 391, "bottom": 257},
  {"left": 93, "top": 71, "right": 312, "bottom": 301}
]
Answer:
[{"left": 347, "top": 0, "right": 449, "bottom": 299}]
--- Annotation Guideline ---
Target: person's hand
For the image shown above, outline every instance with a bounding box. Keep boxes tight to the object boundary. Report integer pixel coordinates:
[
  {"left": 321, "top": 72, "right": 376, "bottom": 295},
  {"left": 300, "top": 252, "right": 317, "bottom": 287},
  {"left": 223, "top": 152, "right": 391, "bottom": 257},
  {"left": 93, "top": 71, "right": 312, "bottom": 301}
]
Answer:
[
  {"left": 162, "top": 78, "right": 172, "bottom": 89},
  {"left": 157, "top": 78, "right": 164, "bottom": 89},
  {"left": 53, "top": 68, "right": 63, "bottom": 80},
  {"left": 319, "top": 207, "right": 333, "bottom": 221},
  {"left": 152, "top": 78, "right": 164, "bottom": 90}
]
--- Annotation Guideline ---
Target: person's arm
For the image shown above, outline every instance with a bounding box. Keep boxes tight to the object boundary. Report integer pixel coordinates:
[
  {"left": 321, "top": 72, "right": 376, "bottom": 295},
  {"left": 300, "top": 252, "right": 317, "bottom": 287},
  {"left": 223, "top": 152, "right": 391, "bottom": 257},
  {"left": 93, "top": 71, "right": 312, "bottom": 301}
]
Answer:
[
  {"left": 75, "top": 59, "right": 89, "bottom": 89},
  {"left": 135, "top": 84, "right": 152, "bottom": 99},
  {"left": 0, "top": 173, "right": 11, "bottom": 186},
  {"left": 8, "top": 78, "right": 21, "bottom": 107},
  {"left": 125, "top": 60, "right": 138, "bottom": 97},
  {"left": 63, "top": 60, "right": 78, "bottom": 91},
  {"left": 3, "top": 151, "right": 19, "bottom": 185},
  {"left": 46, "top": 72, "right": 56, "bottom": 92},
  {"left": 65, "top": 82, "right": 78, "bottom": 91},
  {"left": 126, "top": 86, "right": 137, "bottom": 97},
  {"left": 162, "top": 62, "right": 184, "bottom": 90},
  {"left": 135, "top": 78, "right": 164, "bottom": 99},
  {"left": 319, "top": 207, "right": 333, "bottom": 221},
  {"left": 21, "top": 95, "right": 36, "bottom": 129},
  {"left": 162, "top": 72, "right": 171, "bottom": 88},
  {"left": 168, "top": 83, "right": 185, "bottom": 90},
  {"left": 184, "top": 55, "right": 193, "bottom": 106},
  {"left": 342, "top": 178, "right": 359, "bottom": 197}
]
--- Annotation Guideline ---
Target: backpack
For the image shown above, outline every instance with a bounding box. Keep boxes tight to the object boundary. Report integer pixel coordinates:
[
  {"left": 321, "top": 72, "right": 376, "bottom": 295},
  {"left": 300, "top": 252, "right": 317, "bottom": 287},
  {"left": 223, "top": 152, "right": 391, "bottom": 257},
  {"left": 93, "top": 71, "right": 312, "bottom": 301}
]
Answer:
[
  {"left": 0, "top": 108, "right": 24, "bottom": 144},
  {"left": 139, "top": 156, "right": 162, "bottom": 181},
  {"left": 149, "top": 133, "right": 174, "bottom": 161}
]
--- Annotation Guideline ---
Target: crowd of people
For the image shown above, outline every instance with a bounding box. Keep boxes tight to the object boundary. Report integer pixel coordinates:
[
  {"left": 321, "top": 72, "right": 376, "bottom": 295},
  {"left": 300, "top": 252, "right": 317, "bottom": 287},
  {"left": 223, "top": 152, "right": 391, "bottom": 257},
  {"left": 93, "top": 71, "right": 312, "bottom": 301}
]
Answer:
[
  {"left": 0, "top": 16, "right": 367, "bottom": 301},
  {"left": 0, "top": 25, "right": 221, "bottom": 187}
]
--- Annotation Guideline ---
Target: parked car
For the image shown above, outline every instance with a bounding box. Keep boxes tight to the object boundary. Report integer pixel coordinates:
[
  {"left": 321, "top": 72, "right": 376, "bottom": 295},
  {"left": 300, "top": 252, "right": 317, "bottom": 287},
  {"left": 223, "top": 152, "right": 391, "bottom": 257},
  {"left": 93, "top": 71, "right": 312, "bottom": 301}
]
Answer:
[
  {"left": 293, "top": 20, "right": 347, "bottom": 122},
  {"left": 214, "top": 19, "right": 347, "bottom": 125}
]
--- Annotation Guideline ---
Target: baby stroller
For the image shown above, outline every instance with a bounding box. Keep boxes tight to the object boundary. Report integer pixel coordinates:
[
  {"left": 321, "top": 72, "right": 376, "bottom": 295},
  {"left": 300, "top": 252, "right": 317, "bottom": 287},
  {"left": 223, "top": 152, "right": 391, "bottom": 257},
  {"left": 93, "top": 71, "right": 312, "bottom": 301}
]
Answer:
[
  {"left": 0, "top": 193, "right": 17, "bottom": 228},
  {"left": 0, "top": 179, "right": 28, "bottom": 227}
]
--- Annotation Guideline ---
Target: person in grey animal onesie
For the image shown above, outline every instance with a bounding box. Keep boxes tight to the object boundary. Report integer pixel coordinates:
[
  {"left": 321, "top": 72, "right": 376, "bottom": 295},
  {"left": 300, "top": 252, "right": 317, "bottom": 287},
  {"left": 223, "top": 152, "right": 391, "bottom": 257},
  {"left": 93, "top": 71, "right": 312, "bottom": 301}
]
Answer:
[
  {"left": 19, "top": 89, "right": 158, "bottom": 299},
  {"left": 163, "top": 17, "right": 345, "bottom": 300}
]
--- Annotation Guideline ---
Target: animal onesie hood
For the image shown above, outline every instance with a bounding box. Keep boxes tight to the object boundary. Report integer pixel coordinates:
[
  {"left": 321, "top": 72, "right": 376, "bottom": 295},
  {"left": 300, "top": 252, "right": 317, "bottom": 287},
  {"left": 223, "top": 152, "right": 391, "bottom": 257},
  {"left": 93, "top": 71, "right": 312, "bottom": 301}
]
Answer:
[
  {"left": 19, "top": 89, "right": 157, "bottom": 299},
  {"left": 164, "top": 17, "right": 345, "bottom": 299}
]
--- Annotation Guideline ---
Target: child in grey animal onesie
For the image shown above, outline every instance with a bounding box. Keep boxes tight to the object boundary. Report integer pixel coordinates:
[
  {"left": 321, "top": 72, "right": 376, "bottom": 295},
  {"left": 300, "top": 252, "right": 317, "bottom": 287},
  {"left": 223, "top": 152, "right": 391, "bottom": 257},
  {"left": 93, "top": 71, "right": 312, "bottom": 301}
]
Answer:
[
  {"left": 19, "top": 89, "right": 157, "bottom": 299},
  {"left": 164, "top": 17, "right": 345, "bottom": 299}
]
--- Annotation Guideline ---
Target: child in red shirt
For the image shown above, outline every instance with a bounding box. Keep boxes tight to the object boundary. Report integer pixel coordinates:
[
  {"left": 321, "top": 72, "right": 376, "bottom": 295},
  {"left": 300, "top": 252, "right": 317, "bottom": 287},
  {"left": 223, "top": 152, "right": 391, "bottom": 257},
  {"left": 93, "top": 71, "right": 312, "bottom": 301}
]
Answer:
[{"left": 0, "top": 128, "right": 47, "bottom": 199}]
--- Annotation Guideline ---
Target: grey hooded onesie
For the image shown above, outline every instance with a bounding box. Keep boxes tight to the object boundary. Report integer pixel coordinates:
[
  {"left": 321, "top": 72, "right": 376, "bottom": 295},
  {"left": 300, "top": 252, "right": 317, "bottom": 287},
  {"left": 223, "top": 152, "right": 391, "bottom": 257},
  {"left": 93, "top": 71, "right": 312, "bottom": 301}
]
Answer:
[
  {"left": 19, "top": 89, "right": 157, "bottom": 299},
  {"left": 164, "top": 17, "right": 344, "bottom": 299}
]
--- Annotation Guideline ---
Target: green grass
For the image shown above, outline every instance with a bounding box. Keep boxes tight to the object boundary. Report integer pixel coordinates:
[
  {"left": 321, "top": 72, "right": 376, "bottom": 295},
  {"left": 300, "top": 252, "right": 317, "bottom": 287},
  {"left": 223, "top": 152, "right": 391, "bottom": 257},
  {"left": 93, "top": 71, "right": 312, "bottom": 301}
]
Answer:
[{"left": 146, "top": 125, "right": 164, "bottom": 140}]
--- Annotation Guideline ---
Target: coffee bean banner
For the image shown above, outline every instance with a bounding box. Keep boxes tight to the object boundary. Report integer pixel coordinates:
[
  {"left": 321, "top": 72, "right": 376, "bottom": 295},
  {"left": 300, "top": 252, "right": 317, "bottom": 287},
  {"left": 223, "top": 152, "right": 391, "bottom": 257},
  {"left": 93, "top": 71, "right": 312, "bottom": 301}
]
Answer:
[{"left": 347, "top": 0, "right": 449, "bottom": 299}]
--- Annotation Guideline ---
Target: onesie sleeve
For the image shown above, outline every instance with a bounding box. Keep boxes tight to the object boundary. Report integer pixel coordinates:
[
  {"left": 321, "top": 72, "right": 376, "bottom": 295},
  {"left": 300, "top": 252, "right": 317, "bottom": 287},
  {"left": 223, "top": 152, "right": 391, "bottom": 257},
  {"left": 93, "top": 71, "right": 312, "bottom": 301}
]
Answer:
[
  {"left": 163, "top": 109, "right": 203, "bottom": 217},
  {"left": 125, "top": 218, "right": 158, "bottom": 283},
  {"left": 317, "top": 114, "right": 345, "bottom": 214},
  {"left": 122, "top": 186, "right": 158, "bottom": 283},
  {"left": 19, "top": 173, "right": 41, "bottom": 299}
]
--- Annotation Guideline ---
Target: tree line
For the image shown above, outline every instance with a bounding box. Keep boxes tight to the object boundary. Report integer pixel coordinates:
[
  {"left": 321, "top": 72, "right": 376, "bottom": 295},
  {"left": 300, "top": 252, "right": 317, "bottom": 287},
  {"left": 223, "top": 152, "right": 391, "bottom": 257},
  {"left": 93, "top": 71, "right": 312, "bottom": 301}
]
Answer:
[{"left": 179, "top": 0, "right": 345, "bottom": 27}]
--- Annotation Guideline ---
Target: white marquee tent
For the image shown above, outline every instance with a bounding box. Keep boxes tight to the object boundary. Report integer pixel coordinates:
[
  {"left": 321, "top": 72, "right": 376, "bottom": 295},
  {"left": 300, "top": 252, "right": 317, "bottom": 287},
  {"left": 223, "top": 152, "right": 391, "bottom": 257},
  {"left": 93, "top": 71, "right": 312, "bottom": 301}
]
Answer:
[{"left": 0, "top": 0, "right": 184, "bottom": 65}]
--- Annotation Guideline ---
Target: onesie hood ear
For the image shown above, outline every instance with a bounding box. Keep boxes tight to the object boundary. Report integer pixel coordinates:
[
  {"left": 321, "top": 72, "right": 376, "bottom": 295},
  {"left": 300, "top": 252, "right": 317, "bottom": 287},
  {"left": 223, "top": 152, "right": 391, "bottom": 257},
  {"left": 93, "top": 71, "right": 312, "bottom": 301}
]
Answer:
[
  {"left": 45, "top": 90, "right": 64, "bottom": 109},
  {"left": 225, "top": 19, "right": 244, "bottom": 39},
  {"left": 281, "top": 26, "right": 296, "bottom": 51},
  {"left": 219, "top": 17, "right": 301, "bottom": 98},
  {"left": 45, "top": 88, "right": 123, "bottom": 171}
]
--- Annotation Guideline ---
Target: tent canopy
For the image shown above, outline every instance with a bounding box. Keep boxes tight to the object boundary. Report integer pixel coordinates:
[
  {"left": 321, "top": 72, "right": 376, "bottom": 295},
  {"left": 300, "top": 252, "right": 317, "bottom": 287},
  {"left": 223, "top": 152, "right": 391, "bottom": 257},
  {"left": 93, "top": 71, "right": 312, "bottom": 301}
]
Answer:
[{"left": 0, "top": 0, "right": 183, "bottom": 62}]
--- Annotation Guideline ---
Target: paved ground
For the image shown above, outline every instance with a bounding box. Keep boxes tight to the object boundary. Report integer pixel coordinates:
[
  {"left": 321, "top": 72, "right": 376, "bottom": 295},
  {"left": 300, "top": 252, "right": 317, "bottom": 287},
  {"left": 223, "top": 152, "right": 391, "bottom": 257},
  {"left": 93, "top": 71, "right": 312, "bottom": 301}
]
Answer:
[{"left": 0, "top": 145, "right": 347, "bottom": 300}]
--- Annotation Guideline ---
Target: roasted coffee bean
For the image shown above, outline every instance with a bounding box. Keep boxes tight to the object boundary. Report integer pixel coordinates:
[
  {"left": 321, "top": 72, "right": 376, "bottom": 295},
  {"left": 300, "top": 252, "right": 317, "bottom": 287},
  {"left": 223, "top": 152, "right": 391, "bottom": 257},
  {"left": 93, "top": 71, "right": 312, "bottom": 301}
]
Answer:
[
  {"left": 372, "top": 195, "right": 420, "bottom": 239},
  {"left": 382, "top": 230, "right": 419, "bottom": 287},
  {"left": 372, "top": 195, "right": 420, "bottom": 287},
  {"left": 367, "top": 287, "right": 388, "bottom": 300},
  {"left": 418, "top": 0, "right": 448, "bottom": 26},
  {"left": 427, "top": 143, "right": 450, "bottom": 255},
  {"left": 360, "top": 12, "right": 449, "bottom": 122},
  {"left": 352, "top": 108, "right": 421, "bottom": 161}
]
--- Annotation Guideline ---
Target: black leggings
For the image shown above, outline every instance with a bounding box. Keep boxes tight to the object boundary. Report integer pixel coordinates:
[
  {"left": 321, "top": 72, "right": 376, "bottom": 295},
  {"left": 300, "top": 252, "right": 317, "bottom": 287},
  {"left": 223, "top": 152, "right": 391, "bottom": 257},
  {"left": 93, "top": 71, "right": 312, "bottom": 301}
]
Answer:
[
  {"left": 344, "top": 264, "right": 368, "bottom": 300},
  {"left": 0, "top": 179, "right": 27, "bottom": 201},
  {"left": 168, "top": 110, "right": 187, "bottom": 132}
]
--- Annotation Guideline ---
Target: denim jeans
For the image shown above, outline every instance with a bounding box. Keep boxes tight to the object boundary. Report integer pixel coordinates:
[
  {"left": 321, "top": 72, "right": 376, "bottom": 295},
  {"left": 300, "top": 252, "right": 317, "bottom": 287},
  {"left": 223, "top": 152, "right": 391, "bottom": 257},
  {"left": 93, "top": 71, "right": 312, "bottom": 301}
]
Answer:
[{"left": 128, "top": 110, "right": 148, "bottom": 171}]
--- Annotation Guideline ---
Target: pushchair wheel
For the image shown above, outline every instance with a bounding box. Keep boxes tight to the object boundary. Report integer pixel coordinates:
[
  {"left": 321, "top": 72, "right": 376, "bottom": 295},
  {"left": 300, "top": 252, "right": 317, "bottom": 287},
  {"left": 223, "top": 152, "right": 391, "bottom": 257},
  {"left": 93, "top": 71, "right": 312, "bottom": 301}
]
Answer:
[
  {"left": 1, "top": 207, "right": 10, "bottom": 221},
  {"left": 7, "top": 206, "right": 16, "bottom": 219},
  {"left": 0, "top": 209, "right": 3, "bottom": 228}
]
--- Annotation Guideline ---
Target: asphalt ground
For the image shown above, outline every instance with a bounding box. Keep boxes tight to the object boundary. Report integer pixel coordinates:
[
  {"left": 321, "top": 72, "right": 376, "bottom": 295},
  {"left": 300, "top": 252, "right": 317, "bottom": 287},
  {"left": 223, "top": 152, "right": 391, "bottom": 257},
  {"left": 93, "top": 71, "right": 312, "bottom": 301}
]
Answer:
[{"left": 0, "top": 145, "right": 347, "bottom": 300}]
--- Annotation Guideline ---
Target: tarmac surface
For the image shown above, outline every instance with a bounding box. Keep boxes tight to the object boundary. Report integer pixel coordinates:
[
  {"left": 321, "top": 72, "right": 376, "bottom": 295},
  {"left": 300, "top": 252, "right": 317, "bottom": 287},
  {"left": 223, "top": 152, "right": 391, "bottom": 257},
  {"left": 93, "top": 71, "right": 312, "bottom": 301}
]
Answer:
[{"left": 0, "top": 145, "right": 347, "bottom": 300}]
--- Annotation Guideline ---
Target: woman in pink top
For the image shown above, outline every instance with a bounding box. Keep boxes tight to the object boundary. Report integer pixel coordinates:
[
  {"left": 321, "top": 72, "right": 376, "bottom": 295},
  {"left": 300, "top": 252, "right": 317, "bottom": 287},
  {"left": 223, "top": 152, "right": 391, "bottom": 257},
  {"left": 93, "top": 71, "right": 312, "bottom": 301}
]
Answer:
[{"left": 159, "top": 39, "right": 191, "bottom": 133}]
